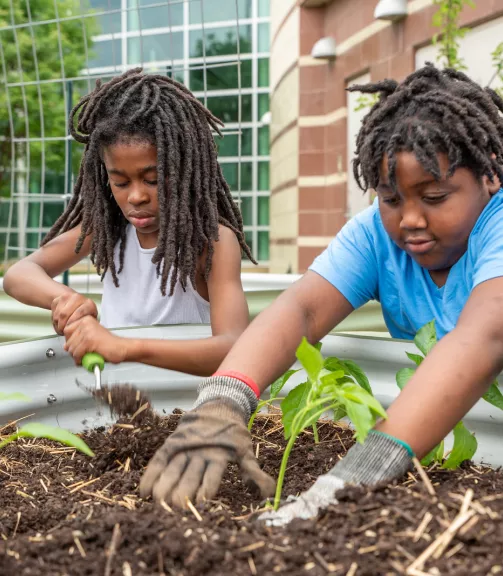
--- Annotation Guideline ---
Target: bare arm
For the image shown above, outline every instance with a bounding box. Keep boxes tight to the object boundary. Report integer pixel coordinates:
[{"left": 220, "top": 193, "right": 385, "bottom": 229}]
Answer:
[
  {"left": 377, "top": 277, "right": 503, "bottom": 458},
  {"left": 3, "top": 224, "right": 92, "bottom": 309},
  {"left": 218, "top": 270, "right": 355, "bottom": 389},
  {"left": 64, "top": 226, "right": 251, "bottom": 376}
]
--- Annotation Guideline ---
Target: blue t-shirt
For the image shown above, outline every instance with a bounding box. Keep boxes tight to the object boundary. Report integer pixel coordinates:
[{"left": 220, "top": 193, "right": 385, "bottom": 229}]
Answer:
[{"left": 309, "top": 189, "right": 503, "bottom": 340}]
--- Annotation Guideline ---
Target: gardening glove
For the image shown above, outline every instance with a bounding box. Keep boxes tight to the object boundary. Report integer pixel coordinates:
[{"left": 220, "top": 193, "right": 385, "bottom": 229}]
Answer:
[
  {"left": 259, "top": 431, "right": 413, "bottom": 527},
  {"left": 139, "top": 375, "right": 276, "bottom": 508}
]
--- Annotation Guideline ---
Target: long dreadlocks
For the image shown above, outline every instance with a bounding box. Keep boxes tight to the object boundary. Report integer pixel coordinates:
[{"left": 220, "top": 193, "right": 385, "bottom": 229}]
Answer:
[
  {"left": 348, "top": 62, "right": 503, "bottom": 194},
  {"left": 42, "top": 67, "right": 255, "bottom": 296}
]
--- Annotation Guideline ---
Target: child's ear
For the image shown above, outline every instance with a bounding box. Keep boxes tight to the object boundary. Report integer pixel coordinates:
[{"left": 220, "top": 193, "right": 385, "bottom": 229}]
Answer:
[{"left": 484, "top": 154, "right": 502, "bottom": 196}]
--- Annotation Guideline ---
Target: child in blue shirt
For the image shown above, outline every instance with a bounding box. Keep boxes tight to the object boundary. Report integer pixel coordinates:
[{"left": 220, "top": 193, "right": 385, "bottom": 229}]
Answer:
[{"left": 138, "top": 64, "right": 503, "bottom": 521}]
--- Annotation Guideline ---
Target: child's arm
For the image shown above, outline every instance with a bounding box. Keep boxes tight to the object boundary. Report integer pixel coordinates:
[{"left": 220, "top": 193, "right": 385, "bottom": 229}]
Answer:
[
  {"left": 3, "top": 225, "right": 96, "bottom": 333},
  {"left": 63, "top": 226, "right": 258, "bottom": 376}
]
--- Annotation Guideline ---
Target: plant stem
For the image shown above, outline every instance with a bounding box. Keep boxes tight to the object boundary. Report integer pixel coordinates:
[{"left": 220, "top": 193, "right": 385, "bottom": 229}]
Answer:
[
  {"left": 0, "top": 433, "right": 19, "bottom": 450},
  {"left": 274, "top": 432, "right": 298, "bottom": 510},
  {"left": 247, "top": 400, "right": 269, "bottom": 431},
  {"left": 312, "top": 423, "right": 319, "bottom": 443}
]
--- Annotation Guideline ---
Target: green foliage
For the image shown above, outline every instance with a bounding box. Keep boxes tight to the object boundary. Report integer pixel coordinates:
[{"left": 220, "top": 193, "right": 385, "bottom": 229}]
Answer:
[
  {"left": 431, "top": 0, "right": 475, "bottom": 71},
  {"left": 396, "top": 320, "right": 482, "bottom": 468},
  {"left": 489, "top": 42, "right": 503, "bottom": 98},
  {"left": 0, "top": 0, "right": 97, "bottom": 196},
  {"left": 353, "top": 93, "right": 379, "bottom": 113},
  {"left": 0, "top": 391, "right": 94, "bottom": 456},
  {"left": 271, "top": 338, "right": 385, "bottom": 508}
]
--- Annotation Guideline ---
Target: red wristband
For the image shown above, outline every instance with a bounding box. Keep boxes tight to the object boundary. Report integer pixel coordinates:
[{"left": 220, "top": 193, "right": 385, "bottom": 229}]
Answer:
[{"left": 212, "top": 370, "right": 261, "bottom": 398}]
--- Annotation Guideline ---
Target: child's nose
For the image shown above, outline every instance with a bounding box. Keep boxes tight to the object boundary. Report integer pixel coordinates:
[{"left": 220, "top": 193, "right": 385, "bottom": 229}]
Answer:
[
  {"left": 128, "top": 184, "right": 150, "bottom": 205},
  {"left": 399, "top": 201, "right": 427, "bottom": 230}
]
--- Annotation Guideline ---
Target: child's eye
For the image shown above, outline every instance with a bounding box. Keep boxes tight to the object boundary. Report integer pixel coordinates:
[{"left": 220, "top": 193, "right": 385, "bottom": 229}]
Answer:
[
  {"left": 145, "top": 180, "right": 158, "bottom": 186},
  {"left": 424, "top": 195, "right": 447, "bottom": 204},
  {"left": 113, "top": 182, "right": 128, "bottom": 188},
  {"left": 382, "top": 196, "right": 400, "bottom": 206}
]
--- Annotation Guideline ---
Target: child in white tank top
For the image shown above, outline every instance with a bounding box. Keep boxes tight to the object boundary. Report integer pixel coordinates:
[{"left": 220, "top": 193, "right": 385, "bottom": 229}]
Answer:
[{"left": 4, "top": 68, "right": 254, "bottom": 377}]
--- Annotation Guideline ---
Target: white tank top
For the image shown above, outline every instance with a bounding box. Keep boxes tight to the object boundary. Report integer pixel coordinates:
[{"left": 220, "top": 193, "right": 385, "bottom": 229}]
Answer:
[{"left": 100, "top": 225, "right": 211, "bottom": 329}]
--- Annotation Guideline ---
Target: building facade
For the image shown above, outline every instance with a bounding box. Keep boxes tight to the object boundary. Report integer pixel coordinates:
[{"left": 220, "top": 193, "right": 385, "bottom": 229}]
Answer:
[{"left": 269, "top": 0, "right": 503, "bottom": 273}]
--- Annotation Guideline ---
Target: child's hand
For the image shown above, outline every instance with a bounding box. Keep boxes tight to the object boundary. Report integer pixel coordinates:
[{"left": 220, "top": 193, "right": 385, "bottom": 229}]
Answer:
[
  {"left": 51, "top": 292, "right": 98, "bottom": 335},
  {"left": 63, "top": 316, "right": 127, "bottom": 365}
]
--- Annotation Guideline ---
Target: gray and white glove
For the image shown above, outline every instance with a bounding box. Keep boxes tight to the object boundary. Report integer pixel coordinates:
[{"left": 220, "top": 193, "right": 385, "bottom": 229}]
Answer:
[{"left": 259, "top": 431, "right": 413, "bottom": 526}]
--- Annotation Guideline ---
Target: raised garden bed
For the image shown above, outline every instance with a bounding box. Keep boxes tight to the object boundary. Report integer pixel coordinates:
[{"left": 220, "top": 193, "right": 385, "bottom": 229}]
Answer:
[{"left": 1, "top": 411, "right": 502, "bottom": 576}]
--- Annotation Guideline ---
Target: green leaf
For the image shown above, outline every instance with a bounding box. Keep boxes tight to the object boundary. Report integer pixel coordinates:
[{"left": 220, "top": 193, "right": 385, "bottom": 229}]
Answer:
[
  {"left": 406, "top": 352, "right": 424, "bottom": 366},
  {"left": 344, "top": 401, "right": 374, "bottom": 444},
  {"left": 482, "top": 381, "right": 503, "bottom": 412},
  {"left": 296, "top": 337, "right": 324, "bottom": 384},
  {"left": 421, "top": 440, "right": 444, "bottom": 466},
  {"left": 340, "top": 360, "right": 373, "bottom": 395},
  {"left": 324, "top": 357, "right": 345, "bottom": 372},
  {"left": 338, "top": 383, "right": 387, "bottom": 420},
  {"left": 314, "top": 342, "right": 323, "bottom": 352},
  {"left": 414, "top": 320, "right": 437, "bottom": 356},
  {"left": 442, "top": 422, "right": 477, "bottom": 470},
  {"left": 281, "top": 382, "right": 310, "bottom": 439},
  {"left": 0, "top": 392, "right": 30, "bottom": 402},
  {"left": 396, "top": 368, "right": 416, "bottom": 391},
  {"left": 18, "top": 423, "right": 94, "bottom": 457},
  {"left": 270, "top": 369, "right": 299, "bottom": 400}
]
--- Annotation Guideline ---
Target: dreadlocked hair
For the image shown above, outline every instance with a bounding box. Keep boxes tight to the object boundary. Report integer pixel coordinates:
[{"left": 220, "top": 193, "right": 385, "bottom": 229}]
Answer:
[
  {"left": 347, "top": 62, "right": 503, "bottom": 194},
  {"left": 42, "top": 67, "right": 255, "bottom": 296}
]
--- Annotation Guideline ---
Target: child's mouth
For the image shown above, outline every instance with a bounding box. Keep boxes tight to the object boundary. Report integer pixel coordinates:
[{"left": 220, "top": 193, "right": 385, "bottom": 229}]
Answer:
[
  {"left": 129, "top": 216, "right": 156, "bottom": 228},
  {"left": 404, "top": 239, "right": 436, "bottom": 255}
]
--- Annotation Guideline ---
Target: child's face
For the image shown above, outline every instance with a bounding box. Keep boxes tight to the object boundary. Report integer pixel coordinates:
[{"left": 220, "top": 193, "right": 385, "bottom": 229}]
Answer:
[
  {"left": 377, "top": 152, "right": 500, "bottom": 285},
  {"left": 103, "top": 141, "right": 160, "bottom": 249}
]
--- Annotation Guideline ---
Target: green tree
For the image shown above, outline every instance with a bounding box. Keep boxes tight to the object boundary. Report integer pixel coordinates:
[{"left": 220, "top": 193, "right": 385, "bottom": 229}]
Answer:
[{"left": 0, "top": 0, "right": 97, "bottom": 196}]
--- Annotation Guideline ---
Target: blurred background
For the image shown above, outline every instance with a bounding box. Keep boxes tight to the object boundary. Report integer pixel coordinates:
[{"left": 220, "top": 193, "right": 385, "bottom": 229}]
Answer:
[{"left": 0, "top": 0, "right": 502, "bottom": 342}]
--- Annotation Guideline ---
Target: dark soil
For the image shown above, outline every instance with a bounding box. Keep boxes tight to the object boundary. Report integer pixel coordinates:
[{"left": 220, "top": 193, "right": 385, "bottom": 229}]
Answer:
[{"left": 1, "top": 411, "right": 502, "bottom": 576}]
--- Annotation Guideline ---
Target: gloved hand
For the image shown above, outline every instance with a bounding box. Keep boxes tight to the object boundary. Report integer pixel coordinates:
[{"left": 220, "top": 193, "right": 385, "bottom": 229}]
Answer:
[
  {"left": 139, "top": 375, "right": 276, "bottom": 508},
  {"left": 259, "top": 431, "right": 413, "bottom": 526}
]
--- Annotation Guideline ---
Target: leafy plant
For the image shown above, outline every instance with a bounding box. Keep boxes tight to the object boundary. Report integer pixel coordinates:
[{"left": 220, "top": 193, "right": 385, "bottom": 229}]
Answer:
[
  {"left": 0, "top": 393, "right": 94, "bottom": 457},
  {"left": 489, "top": 42, "right": 503, "bottom": 98},
  {"left": 271, "top": 338, "right": 386, "bottom": 509},
  {"left": 431, "top": 0, "right": 475, "bottom": 71},
  {"left": 354, "top": 93, "right": 379, "bottom": 113},
  {"left": 396, "top": 320, "right": 503, "bottom": 469}
]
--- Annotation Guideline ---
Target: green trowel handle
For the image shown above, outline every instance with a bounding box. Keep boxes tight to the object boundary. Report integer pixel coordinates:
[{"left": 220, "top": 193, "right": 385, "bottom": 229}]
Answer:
[{"left": 82, "top": 352, "right": 105, "bottom": 373}]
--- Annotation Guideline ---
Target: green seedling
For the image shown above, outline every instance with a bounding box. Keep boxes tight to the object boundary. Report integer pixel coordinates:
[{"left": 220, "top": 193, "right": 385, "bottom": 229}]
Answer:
[
  {"left": 396, "top": 320, "right": 503, "bottom": 469},
  {"left": 272, "top": 338, "right": 386, "bottom": 509},
  {"left": 0, "top": 393, "right": 94, "bottom": 457}
]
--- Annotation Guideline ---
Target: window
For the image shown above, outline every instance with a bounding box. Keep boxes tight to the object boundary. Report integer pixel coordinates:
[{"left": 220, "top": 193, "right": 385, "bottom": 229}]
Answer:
[
  {"left": 258, "top": 125, "right": 269, "bottom": 156},
  {"left": 239, "top": 196, "right": 253, "bottom": 226},
  {"left": 258, "top": 196, "right": 269, "bottom": 226},
  {"left": 257, "top": 23, "right": 270, "bottom": 53},
  {"left": 258, "top": 161, "right": 269, "bottom": 191},
  {"left": 258, "top": 231, "right": 269, "bottom": 261},
  {"left": 189, "top": 0, "right": 252, "bottom": 25},
  {"left": 258, "top": 58, "right": 269, "bottom": 87},
  {"left": 90, "top": 0, "right": 122, "bottom": 34},
  {"left": 243, "top": 230, "right": 254, "bottom": 260},
  {"left": 89, "top": 38, "right": 122, "bottom": 68},
  {"left": 258, "top": 93, "right": 269, "bottom": 120},
  {"left": 204, "top": 94, "right": 252, "bottom": 123},
  {"left": 189, "top": 25, "right": 252, "bottom": 58},
  {"left": 190, "top": 60, "right": 252, "bottom": 92},
  {"left": 220, "top": 162, "right": 252, "bottom": 192},
  {"left": 128, "top": 32, "right": 183, "bottom": 64},
  {"left": 215, "top": 129, "right": 252, "bottom": 157},
  {"left": 127, "top": 0, "right": 183, "bottom": 31},
  {"left": 258, "top": 0, "right": 270, "bottom": 17}
]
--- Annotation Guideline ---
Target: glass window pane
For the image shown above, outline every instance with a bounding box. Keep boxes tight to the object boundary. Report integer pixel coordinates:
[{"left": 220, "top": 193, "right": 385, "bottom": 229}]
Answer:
[
  {"left": 241, "top": 162, "right": 252, "bottom": 191},
  {"left": 220, "top": 163, "right": 238, "bottom": 191},
  {"left": 258, "top": 58, "right": 269, "bottom": 87},
  {"left": 128, "top": 32, "right": 183, "bottom": 64},
  {"left": 128, "top": 0, "right": 183, "bottom": 31},
  {"left": 258, "top": 93, "right": 269, "bottom": 120},
  {"left": 215, "top": 128, "right": 252, "bottom": 157},
  {"left": 243, "top": 230, "right": 254, "bottom": 260},
  {"left": 220, "top": 162, "right": 252, "bottom": 192},
  {"left": 258, "top": 125, "right": 269, "bottom": 156},
  {"left": 258, "top": 23, "right": 270, "bottom": 53},
  {"left": 240, "top": 196, "right": 253, "bottom": 226},
  {"left": 190, "top": 60, "right": 252, "bottom": 92},
  {"left": 204, "top": 94, "right": 252, "bottom": 123},
  {"left": 190, "top": 25, "right": 252, "bottom": 58},
  {"left": 258, "top": 231, "right": 269, "bottom": 261},
  {"left": 89, "top": 39, "right": 122, "bottom": 68},
  {"left": 258, "top": 0, "right": 270, "bottom": 17},
  {"left": 258, "top": 196, "right": 269, "bottom": 226},
  {"left": 190, "top": 0, "right": 252, "bottom": 24},
  {"left": 43, "top": 202, "right": 65, "bottom": 228},
  {"left": 90, "top": 0, "right": 122, "bottom": 34},
  {"left": 258, "top": 161, "right": 269, "bottom": 191}
]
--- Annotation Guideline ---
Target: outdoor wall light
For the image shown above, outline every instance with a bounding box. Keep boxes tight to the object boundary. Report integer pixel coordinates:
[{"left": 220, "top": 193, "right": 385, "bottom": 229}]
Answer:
[
  {"left": 311, "top": 36, "right": 337, "bottom": 60},
  {"left": 374, "top": 0, "right": 408, "bottom": 21}
]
